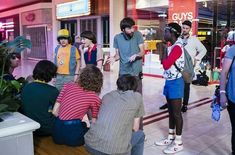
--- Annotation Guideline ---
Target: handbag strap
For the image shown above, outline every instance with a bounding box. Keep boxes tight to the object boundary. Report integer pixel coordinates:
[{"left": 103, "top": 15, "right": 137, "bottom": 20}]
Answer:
[{"left": 174, "top": 62, "right": 182, "bottom": 72}]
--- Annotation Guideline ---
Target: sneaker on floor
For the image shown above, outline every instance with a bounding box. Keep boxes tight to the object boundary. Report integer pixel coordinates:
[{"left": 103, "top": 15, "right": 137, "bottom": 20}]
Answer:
[
  {"left": 159, "top": 103, "right": 168, "bottom": 110},
  {"left": 154, "top": 138, "right": 174, "bottom": 146},
  {"left": 163, "top": 142, "right": 183, "bottom": 154},
  {"left": 181, "top": 105, "right": 188, "bottom": 112}
]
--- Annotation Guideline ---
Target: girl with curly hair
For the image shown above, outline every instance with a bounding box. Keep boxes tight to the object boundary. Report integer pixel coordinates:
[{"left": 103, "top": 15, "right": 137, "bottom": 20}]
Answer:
[{"left": 52, "top": 65, "right": 103, "bottom": 146}]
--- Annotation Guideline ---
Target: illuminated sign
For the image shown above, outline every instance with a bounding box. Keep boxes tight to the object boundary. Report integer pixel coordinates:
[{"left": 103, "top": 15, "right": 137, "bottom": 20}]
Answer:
[
  {"left": 168, "top": 0, "right": 198, "bottom": 35},
  {"left": 0, "top": 22, "right": 15, "bottom": 41},
  {"left": 56, "top": 0, "right": 90, "bottom": 19},
  {"left": 0, "top": 22, "right": 14, "bottom": 29}
]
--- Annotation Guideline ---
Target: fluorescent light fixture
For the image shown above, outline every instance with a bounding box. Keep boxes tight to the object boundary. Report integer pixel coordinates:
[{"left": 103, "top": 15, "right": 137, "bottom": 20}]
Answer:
[
  {"left": 56, "top": 0, "right": 90, "bottom": 19},
  {"left": 158, "top": 14, "right": 167, "bottom": 18}
]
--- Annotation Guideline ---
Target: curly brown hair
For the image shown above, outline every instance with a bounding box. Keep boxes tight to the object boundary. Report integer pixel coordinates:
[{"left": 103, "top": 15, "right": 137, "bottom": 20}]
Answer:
[{"left": 78, "top": 65, "right": 103, "bottom": 93}]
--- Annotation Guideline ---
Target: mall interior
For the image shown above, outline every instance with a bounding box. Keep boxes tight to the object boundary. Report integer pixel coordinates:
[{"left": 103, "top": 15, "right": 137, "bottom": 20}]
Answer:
[{"left": 0, "top": 0, "right": 235, "bottom": 155}]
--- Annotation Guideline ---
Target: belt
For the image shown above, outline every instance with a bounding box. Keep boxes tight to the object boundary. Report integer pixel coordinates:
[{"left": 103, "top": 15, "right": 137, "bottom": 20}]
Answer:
[{"left": 60, "top": 119, "right": 82, "bottom": 125}]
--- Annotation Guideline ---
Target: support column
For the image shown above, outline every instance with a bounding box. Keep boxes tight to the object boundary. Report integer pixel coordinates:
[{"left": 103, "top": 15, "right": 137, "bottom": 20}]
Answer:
[
  {"left": 52, "top": 0, "right": 60, "bottom": 60},
  {"left": 109, "top": 0, "right": 125, "bottom": 71},
  {"left": 109, "top": 0, "right": 125, "bottom": 55}
]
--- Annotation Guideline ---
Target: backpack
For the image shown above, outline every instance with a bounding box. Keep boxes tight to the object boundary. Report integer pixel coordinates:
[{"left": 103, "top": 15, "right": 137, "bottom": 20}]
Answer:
[
  {"left": 192, "top": 70, "right": 209, "bottom": 86},
  {"left": 174, "top": 42, "right": 195, "bottom": 83}
]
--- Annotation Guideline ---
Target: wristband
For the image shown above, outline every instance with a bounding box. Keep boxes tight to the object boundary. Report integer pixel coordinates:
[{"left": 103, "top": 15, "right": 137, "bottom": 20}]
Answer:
[{"left": 220, "top": 90, "right": 226, "bottom": 94}]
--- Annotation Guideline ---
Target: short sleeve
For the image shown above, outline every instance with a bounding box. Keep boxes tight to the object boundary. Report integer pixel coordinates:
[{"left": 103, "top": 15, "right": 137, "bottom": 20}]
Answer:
[
  {"left": 134, "top": 93, "right": 145, "bottom": 118},
  {"left": 75, "top": 48, "right": 80, "bottom": 60},
  {"left": 225, "top": 46, "right": 235, "bottom": 60},
  {"left": 56, "top": 84, "right": 68, "bottom": 103},
  {"left": 136, "top": 31, "right": 144, "bottom": 45},
  {"left": 91, "top": 96, "right": 102, "bottom": 118},
  {"left": 113, "top": 35, "right": 118, "bottom": 49}
]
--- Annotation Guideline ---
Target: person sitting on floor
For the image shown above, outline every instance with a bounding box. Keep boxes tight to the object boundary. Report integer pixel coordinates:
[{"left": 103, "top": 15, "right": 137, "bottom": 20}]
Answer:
[
  {"left": 52, "top": 65, "right": 103, "bottom": 146},
  {"left": 85, "top": 74, "right": 145, "bottom": 155},
  {"left": 21, "top": 60, "right": 59, "bottom": 136}
]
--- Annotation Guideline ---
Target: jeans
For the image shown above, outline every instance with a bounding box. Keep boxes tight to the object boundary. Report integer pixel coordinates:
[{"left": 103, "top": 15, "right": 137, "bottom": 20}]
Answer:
[
  {"left": 85, "top": 130, "right": 145, "bottom": 155},
  {"left": 55, "top": 74, "right": 74, "bottom": 91},
  {"left": 227, "top": 99, "right": 235, "bottom": 154},
  {"left": 52, "top": 118, "right": 89, "bottom": 146},
  {"left": 131, "top": 130, "right": 145, "bottom": 155}
]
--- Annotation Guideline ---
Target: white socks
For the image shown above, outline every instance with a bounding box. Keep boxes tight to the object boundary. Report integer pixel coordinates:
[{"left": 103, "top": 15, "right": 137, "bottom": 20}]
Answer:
[
  {"left": 175, "top": 135, "right": 183, "bottom": 144},
  {"left": 167, "top": 129, "right": 175, "bottom": 140}
]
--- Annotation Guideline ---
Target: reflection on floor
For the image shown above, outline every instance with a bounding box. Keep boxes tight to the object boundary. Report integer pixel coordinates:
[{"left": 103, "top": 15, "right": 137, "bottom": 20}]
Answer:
[
  {"left": 34, "top": 136, "right": 90, "bottom": 155},
  {"left": 14, "top": 60, "right": 231, "bottom": 155}
]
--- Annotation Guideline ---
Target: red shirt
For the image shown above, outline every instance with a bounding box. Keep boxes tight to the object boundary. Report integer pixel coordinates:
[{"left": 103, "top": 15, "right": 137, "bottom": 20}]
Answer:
[{"left": 56, "top": 83, "right": 101, "bottom": 120}]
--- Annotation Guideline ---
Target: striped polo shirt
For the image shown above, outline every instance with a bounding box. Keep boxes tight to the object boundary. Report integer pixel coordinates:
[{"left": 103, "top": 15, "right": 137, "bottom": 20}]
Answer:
[
  {"left": 84, "top": 90, "right": 145, "bottom": 154},
  {"left": 56, "top": 83, "right": 101, "bottom": 120}
]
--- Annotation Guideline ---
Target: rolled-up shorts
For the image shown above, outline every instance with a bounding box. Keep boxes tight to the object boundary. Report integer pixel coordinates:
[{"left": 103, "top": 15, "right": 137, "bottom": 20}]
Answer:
[{"left": 163, "top": 77, "right": 184, "bottom": 99}]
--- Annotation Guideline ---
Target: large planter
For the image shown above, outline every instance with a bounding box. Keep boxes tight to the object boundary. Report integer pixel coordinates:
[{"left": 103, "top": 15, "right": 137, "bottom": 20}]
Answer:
[{"left": 0, "top": 112, "right": 40, "bottom": 155}]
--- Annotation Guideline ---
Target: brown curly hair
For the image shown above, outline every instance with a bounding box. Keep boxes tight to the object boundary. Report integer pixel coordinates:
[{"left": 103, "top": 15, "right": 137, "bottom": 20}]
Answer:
[{"left": 78, "top": 65, "right": 103, "bottom": 93}]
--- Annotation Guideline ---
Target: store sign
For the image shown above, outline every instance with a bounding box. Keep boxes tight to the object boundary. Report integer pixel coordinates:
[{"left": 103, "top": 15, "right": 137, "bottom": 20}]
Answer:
[
  {"left": 22, "top": 9, "right": 52, "bottom": 26},
  {"left": 168, "top": 0, "right": 198, "bottom": 35},
  {"left": 56, "top": 0, "right": 90, "bottom": 19},
  {"left": 0, "top": 22, "right": 14, "bottom": 40}
]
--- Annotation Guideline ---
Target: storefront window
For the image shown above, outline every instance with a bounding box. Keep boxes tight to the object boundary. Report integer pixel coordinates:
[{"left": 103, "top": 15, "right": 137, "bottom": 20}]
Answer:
[
  {"left": 126, "top": 0, "right": 168, "bottom": 55},
  {"left": 0, "top": 14, "right": 19, "bottom": 42},
  {"left": 198, "top": 0, "right": 235, "bottom": 68},
  {"left": 126, "top": 0, "right": 235, "bottom": 72}
]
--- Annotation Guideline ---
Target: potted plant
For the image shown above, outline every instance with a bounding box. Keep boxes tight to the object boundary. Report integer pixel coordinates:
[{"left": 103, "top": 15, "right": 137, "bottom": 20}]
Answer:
[{"left": 0, "top": 36, "right": 31, "bottom": 113}]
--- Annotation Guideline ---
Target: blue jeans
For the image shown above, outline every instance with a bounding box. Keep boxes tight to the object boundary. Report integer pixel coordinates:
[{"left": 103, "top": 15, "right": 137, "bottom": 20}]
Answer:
[
  {"left": 52, "top": 118, "right": 89, "bottom": 146},
  {"left": 55, "top": 74, "right": 74, "bottom": 91},
  {"left": 85, "top": 130, "right": 145, "bottom": 155},
  {"left": 131, "top": 130, "right": 145, "bottom": 155}
]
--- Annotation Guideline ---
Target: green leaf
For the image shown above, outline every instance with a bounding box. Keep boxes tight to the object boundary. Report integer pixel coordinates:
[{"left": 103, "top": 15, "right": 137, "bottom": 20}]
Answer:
[
  {"left": 11, "top": 80, "right": 21, "bottom": 92},
  {"left": 6, "top": 36, "right": 32, "bottom": 53},
  {"left": 0, "top": 104, "right": 8, "bottom": 113},
  {"left": 0, "top": 96, "right": 20, "bottom": 112}
]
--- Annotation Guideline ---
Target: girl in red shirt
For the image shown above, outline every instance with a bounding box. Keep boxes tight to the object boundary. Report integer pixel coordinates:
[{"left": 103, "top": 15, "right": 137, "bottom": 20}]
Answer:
[{"left": 52, "top": 65, "right": 103, "bottom": 146}]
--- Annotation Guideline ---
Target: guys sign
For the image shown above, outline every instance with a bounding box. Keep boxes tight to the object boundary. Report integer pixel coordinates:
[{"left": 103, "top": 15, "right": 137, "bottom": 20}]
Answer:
[{"left": 168, "top": 0, "right": 198, "bottom": 35}]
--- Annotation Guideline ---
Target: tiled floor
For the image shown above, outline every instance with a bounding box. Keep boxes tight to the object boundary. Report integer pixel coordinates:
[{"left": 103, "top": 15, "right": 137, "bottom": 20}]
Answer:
[{"left": 14, "top": 60, "right": 232, "bottom": 155}]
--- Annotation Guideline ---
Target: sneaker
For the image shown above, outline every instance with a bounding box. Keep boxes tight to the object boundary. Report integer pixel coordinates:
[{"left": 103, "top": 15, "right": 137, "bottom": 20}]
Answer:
[
  {"left": 163, "top": 142, "right": 183, "bottom": 154},
  {"left": 181, "top": 105, "right": 188, "bottom": 112},
  {"left": 154, "top": 138, "right": 174, "bottom": 146},
  {"left": 160, "top": 103, "right": 168, "bottom": 110}
]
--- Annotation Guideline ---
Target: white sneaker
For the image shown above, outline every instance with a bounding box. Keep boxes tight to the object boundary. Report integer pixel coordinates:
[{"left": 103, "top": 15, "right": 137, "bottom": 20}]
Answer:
[
  {"left": 154, "top": 138, "right": 174, "bottom": 146},
  {"left": 163, "top": 142, "right": 183, "bottom": 154}
]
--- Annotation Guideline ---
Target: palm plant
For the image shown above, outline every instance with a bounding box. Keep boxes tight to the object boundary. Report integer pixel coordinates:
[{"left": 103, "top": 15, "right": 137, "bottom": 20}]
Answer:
[{"left": 0, "top": 36, "right": 31, "bottom": 113}]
